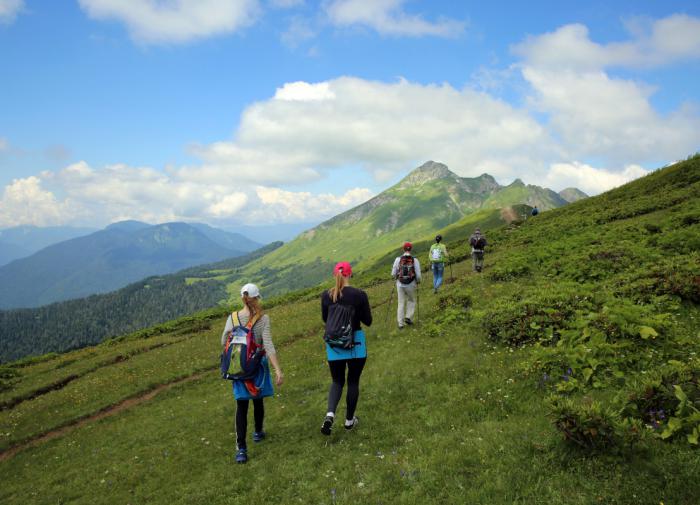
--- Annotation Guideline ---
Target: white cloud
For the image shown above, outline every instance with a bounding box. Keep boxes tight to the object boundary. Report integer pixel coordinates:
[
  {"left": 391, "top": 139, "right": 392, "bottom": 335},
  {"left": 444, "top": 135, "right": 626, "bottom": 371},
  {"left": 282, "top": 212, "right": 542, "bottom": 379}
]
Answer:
[
  {"left": 255, "top": 186, "right": 373, "bottom": 221},
  {"left": 78, "top": 0, "right": 260, "bottom": 44},
  {"left": 324, "top": 0, "right": 464, "bottom": 38},
  {"left": 0, "top": 161, "right": 374, "bottom": 227},
  {"left": 186, "top": 77, "right": 553, "bottom": 187},
  {"left": 0, "top": 137, "right": 8, "bottom": 151},
  {"left": 511, "top": 14, "right": 700, "bottom": 165},
  {"left": 513, "top": 15, "right": 700, "bottom": 71},
  {"left": 543, "top": 162, "right": 649, "bottom": 195},
  {"left": 0, "top": 0, "right": 23, "bottom": 24},
  {"left": 0, "top": 176, "right": 81, "bottom": 227}
]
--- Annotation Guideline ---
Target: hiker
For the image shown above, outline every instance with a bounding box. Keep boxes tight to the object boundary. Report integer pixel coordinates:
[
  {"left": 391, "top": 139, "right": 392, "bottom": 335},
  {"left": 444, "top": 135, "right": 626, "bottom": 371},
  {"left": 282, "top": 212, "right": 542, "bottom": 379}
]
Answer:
[
  {"left": 531, "top": 206, "right": 539, "bottom": 217},
  {"left": 220, "top": 283, "right": 283, "bottom": 464},
  {"left": 469, "top": 228, "right": 487, "bottom": 273},
  {"left": 428, "top": 234, "right": 448, "bottom": 293},
  {"left": 320, "top": 262, "right": 372, "bottom": 435},
  {"left": 391, "top": 242, "right": 422, "bottom": 328}
]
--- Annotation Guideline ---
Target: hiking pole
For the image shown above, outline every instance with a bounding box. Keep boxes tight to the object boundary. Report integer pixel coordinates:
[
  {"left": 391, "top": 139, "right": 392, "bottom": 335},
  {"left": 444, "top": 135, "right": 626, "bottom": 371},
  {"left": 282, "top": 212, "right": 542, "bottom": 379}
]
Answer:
[
  {"left": 449, "top": 260, "right": 454, "bottom": 282},
  {"left": 384, "top": 284, "right": 396, "bottom": 326},
  {"left": 416, "top": 285, "right": 420, "bottom": 324}
]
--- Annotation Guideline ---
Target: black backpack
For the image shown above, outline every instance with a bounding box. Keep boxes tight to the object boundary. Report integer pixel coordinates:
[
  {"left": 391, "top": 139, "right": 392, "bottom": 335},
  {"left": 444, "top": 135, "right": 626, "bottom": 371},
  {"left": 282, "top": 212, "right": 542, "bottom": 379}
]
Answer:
[
  {"left": 398, "top": 255, "right": 416, "bottom": 284},
  {"left": 324, "top": 303, "right": 356, "bottom": 349}
]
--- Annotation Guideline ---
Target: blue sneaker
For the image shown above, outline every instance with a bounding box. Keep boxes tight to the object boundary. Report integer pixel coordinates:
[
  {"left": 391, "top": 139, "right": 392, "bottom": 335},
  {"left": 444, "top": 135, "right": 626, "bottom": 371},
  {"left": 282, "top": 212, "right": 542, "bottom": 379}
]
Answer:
[
  {"left": 253, "top": 431, "right": 266, "bottom": 442},
  {"left": 235, "top": 447, "right": 248, "bottom": 464}
]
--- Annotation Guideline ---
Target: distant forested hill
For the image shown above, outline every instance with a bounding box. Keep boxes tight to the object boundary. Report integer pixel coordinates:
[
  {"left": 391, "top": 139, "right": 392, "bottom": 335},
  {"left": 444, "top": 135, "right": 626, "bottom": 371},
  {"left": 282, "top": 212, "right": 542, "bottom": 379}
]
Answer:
[
  {"left": 0, "top": 221, "right": 261, "bottom": 309},
  {"left": 0, "top": 242, "right": 281, "bottom": 363}
]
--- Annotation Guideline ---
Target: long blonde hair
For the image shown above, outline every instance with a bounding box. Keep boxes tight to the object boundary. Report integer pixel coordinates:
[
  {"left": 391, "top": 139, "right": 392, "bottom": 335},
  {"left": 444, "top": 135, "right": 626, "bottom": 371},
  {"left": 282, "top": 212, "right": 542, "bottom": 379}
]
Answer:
[
  {"left": 328, "top": 273, "right": 349, "bottom": 303},
  {"left": 242, "top": 294, "right": 264, "bottom": 318}
]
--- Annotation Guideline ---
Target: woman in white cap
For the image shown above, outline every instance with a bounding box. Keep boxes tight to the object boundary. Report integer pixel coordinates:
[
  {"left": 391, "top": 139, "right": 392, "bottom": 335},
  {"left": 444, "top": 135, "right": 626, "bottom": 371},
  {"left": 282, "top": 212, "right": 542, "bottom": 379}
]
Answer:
[{"left": 221, "top": 282, "right": 283, "bottom": 464}]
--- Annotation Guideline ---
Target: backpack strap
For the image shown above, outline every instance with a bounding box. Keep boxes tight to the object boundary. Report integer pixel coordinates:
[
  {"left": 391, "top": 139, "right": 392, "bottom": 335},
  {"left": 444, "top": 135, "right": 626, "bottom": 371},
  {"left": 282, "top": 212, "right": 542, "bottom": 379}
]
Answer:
[{"left": 232, "top": 311, "right": 241, "bottom": 327}]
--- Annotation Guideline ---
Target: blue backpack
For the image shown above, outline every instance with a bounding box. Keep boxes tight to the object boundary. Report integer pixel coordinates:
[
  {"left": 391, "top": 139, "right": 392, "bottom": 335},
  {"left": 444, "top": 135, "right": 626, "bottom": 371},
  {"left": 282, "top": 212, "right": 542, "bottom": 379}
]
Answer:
[{"left": 220, "top": 312, "right": 266, "bottom": 395}]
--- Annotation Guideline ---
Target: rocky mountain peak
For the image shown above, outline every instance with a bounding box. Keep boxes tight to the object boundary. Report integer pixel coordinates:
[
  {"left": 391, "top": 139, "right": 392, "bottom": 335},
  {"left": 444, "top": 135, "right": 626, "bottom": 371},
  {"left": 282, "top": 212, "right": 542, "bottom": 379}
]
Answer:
[{"left": 397, "top": 161, "right": 456, "bottom": 189}]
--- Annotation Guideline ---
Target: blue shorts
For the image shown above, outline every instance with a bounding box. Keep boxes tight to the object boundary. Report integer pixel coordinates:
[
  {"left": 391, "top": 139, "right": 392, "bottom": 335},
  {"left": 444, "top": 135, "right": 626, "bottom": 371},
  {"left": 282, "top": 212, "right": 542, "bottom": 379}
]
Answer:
[{"left": 232, "top": 356, "right": 274, "bottom": 400}]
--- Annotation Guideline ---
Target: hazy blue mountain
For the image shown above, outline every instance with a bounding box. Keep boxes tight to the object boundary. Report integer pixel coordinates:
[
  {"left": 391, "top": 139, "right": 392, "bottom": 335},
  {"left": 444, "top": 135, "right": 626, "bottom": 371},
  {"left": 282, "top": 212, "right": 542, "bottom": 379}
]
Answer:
[
  {"left": 190, "top": 223, "right": 262, "bottom": 251},
  {"left": 0, "top": 222, "right": 256, "bottom": 309},
  {"left": 0, "top": 225, "right": 96, "bottom": 266}
]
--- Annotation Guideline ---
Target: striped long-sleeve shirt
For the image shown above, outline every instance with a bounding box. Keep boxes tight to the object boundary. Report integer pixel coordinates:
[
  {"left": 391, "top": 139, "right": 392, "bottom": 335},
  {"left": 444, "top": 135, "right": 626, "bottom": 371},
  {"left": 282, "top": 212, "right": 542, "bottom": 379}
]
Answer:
[{"left": 220, "top": 311, "right": 276, "bottom": 355}]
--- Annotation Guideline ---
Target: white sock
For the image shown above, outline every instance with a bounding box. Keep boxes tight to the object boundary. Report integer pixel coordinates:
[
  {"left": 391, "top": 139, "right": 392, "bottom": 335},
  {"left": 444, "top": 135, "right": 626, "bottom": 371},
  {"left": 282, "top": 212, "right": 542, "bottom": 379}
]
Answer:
[
  {"left": 345, "top": 417, "right": 355, "bottom": 426},
  {"left": 326, "top": 412, "right": 335, "bottom": 418}
]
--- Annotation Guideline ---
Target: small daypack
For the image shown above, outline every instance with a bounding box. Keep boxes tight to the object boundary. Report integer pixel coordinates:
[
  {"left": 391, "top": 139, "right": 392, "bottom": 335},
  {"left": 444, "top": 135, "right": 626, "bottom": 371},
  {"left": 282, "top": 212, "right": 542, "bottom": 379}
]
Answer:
[
  {"left": 220, "top": 312, "right": 266, "bottom": 396},
  {"left": 398, "top": 255, "right": 416, "bottom": 284},
  {"left": 323, "top": 303, "right": 356, "bottom": 349},
  {"left": 471, "top": 236, "right": 486, "bottom": 251},
  {"left": 430, "top": 245, "right": 444, "bottom": 262}
]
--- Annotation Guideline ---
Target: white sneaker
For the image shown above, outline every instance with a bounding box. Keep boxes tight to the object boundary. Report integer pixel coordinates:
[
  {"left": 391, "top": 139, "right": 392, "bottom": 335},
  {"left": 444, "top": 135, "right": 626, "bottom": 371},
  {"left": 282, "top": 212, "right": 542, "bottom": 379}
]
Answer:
[{"left": 344, "top": 416, "right": 359, "bottom": 430}]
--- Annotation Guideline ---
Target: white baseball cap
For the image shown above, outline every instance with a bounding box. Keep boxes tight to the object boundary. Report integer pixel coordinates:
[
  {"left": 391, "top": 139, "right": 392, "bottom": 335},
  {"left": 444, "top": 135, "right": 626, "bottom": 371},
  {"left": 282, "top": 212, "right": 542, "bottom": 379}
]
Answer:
[{"left": 240, "top": 283, "right": 262, "bottom": 299}]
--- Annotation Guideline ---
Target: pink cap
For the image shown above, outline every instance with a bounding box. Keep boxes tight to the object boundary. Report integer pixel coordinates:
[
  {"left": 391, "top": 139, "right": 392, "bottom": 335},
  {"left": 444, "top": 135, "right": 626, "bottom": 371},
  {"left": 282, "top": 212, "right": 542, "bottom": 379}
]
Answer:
[
  {"left": 403, "top": 242, "right": 412, "bottom": 251},
  {"left": 333, "top": 261, "right": 352, "bottom": 277}
]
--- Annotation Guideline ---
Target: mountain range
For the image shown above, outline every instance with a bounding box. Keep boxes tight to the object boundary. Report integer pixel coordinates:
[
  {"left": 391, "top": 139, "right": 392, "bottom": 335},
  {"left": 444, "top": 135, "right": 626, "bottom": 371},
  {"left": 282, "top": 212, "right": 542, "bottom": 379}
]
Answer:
[
  {"left": 0, "top": 221, "right": 262, "bottom": 309},
  {"left": 0, "top": 225, "right": 97, "bottom": 266},
  {"left": 219, "top": 161, "right": 587, "bottom": 297}
]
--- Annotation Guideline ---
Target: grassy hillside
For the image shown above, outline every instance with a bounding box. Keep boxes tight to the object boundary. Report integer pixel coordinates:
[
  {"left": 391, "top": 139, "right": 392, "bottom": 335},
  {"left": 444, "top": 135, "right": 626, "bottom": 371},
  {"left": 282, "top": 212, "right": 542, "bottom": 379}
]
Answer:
[
  {"left": 196, "top": 162, "right": 574, "bottom": 301},
  {"left": 0, "top": 157, "right": 698, "bottom": 504}
]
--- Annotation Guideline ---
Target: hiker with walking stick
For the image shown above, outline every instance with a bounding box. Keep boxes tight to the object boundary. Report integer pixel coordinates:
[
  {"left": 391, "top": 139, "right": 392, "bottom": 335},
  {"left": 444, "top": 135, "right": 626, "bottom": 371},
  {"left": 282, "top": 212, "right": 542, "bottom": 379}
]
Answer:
[
  {"left": 428, "top": 234, "right": 448, "bottom": 293},
  {"left": 391, "top": 242, "right": 422, "bottom": 329}
]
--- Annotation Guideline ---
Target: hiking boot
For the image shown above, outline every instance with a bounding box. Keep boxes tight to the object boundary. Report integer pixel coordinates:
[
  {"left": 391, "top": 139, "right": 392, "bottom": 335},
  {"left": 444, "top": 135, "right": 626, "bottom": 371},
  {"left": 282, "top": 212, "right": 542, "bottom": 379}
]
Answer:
[
  {"left": 253, "top": 431, "right": 266, "bottom": 442},
  {"left": 398, "top": 324, "right": 405, "bottom": 330},
  {"left": 344, "top": 416, "right": 359, "bottom": 430},
  {"left": 404, "top": 318, "right": 413, "bottom": 325},
  {"left": 235, "top": 447, "right": 248, "bottom": 464},
  {"left": 321, "top": 415, "right": 334, "bottom": 436}
]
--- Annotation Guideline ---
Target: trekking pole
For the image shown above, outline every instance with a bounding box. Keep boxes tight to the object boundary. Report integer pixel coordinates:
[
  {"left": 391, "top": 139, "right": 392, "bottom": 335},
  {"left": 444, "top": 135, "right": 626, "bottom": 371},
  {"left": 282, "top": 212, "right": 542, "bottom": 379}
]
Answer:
[
  {"left": 415, "top": 285, "right": 420, "bottom": 324},
  {"left": 384, "top": 284, "right": 396, "bottom": 326},
  {"left": 449, "top": 260, "right": 454, "bottom": 282}
]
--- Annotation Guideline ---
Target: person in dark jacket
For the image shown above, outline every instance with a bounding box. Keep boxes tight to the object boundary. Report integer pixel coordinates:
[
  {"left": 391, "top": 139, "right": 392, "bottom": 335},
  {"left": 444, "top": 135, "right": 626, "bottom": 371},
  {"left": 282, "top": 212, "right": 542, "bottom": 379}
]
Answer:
[
  {"left": 320, "top": 261, "right": 372, "bottom": 435},
  {"left": 469, "top": 228, "right": 487, "bottom": 272}
]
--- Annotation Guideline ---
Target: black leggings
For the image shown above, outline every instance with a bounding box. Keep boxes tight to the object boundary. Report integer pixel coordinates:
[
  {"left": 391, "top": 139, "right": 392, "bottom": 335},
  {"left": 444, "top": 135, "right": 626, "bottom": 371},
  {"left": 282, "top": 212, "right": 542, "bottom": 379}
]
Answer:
[
  {"left": 327, "top": 358, "right": 367, "bottom": 421},
  {"left": 236, "top": 398, "right": 264, "bottom": 449}
]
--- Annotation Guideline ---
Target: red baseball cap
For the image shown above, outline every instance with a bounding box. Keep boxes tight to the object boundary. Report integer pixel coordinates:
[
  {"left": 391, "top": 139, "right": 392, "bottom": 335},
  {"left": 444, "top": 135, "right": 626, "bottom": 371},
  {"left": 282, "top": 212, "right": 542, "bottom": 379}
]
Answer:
[
  {"left": 333, "top": 261, "right": 352, "bottom": 277},
  {"left": 403, "top": 242, "right": 412, "bottom": 251}
]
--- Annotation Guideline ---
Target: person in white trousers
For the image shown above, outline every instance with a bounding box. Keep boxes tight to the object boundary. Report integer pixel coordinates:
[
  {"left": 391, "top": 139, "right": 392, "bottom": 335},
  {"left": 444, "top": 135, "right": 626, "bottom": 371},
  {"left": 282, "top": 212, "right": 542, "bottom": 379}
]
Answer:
[{"left": 391, "top": 242, "right": 422, "bottom": 329}]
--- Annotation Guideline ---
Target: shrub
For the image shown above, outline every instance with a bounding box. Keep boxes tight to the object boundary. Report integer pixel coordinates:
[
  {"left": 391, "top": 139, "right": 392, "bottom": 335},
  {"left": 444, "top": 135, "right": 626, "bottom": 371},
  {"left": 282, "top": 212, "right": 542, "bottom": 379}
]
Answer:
[
  {"left": 622, "top": 362, "right": 700, "bottom": 445},
  {"left": 548, "top": 396, "right": 642, "bottom": 451}
]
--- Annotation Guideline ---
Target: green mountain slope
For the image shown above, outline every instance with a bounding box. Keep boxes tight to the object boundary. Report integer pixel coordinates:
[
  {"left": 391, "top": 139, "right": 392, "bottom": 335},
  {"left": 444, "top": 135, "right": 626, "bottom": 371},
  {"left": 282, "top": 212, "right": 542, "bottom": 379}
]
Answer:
[
  {"left": 0, "top": 156, "right": 697, "bottom": 504},
  {"left": 222, "top": 161, "right": 574, "bottom": 298}
]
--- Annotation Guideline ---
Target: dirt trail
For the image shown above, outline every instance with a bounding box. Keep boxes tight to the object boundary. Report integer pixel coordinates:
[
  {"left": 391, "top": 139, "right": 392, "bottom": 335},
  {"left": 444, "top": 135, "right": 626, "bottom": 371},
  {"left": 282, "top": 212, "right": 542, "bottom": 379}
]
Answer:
[{"left": 0, "top": 371, "right": 209, "bottom": 463}]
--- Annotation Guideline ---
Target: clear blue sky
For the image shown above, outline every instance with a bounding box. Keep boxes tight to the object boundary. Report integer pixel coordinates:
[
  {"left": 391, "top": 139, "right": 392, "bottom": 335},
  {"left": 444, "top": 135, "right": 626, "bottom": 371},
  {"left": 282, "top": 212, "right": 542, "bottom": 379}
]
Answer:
[{"left": 1, "top": 0, "right": 699, "bottom": 228}]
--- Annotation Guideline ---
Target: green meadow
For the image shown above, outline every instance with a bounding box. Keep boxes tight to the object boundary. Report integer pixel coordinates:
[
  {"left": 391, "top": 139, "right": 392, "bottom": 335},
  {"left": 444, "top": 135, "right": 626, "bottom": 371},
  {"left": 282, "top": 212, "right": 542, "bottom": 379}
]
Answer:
[{"left": 0, "top": 157, "right": 699, "bottom": 504}]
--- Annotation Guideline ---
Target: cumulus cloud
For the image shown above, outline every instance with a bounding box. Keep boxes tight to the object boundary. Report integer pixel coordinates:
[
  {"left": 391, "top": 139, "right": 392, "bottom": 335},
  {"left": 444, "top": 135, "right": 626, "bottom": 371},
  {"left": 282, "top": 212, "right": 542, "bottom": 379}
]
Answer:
[
  {"left": 543, "top": 162, "right": 649, "bottom": 195},
  {"left": 187, "top": 77, "right": 553, "bottom": 187},
  {"left": 0, "top": 161, "right": 374, "bottom": 227},
  {"left": 324, "top": 0, "right": 464, "bottom": 38},
  {"left": 512, "top": 14, "right": 700, "bottom": 165},
  {"left": 0, "top": 176, "right": 81, "bottom": 227},
  {"left": 78, "top": 0, "right": 260, "bottom": 44},
  {"left": 281, "top": 16, "right": 316, "bottom": 48},
  {"left": 0, "top": 0, "right": 23, "bottom": 24},
  {"left": 513, "top": 15, "right": 700, "bottom": 71},
  {"left": 0, "top": 137, "right": 8, "bottom": 151}
]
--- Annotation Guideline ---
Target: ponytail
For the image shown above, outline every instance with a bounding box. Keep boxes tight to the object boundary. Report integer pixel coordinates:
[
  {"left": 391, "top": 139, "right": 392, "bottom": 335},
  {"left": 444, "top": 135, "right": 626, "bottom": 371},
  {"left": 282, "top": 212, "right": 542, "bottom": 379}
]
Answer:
[
  {"left": 328, "top": 273, "right": 348, "bottom": 303},
  {"left": 242, "top": 294, "right": 263, "bottom": 318}
]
